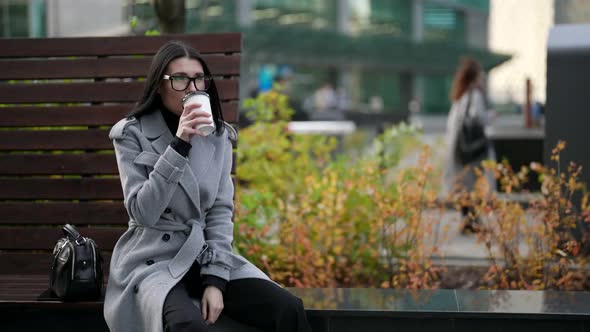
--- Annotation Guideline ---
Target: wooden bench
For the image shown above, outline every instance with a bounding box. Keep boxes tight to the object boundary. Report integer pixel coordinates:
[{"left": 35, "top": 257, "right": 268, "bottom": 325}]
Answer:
[{"left": 0, "top": 33, "right": 256, "bottom": 332}]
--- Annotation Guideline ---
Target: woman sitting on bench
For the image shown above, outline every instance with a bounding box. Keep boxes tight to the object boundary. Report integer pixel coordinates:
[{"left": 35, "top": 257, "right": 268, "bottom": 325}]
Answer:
[{"left": 104, "top": 40, "right": 311, "bottom": 332}]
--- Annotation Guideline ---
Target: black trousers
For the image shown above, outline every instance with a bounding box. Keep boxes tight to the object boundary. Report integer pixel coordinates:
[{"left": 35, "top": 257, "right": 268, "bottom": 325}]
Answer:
[{"left": 163, "top": 262, "right": 312, "bottom": 332}]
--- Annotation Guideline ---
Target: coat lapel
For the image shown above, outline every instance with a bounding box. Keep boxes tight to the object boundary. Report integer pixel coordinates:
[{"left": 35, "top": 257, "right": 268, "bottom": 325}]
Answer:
[
  {"left": 139, "top": 110, "right": 204, "bottom": 214},
  {"left": 140, "top": 110, "right": 171, "bottom": 154}
]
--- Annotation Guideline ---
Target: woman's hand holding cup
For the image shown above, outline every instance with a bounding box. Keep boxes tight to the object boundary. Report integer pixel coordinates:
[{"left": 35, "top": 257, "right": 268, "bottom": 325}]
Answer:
[{"left": 176, "top": 103, "right": 213, "bottom": 142}]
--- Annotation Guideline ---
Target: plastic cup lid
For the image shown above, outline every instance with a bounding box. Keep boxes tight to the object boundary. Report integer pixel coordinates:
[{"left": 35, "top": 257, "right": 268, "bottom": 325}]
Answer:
[{"left": 182, "top": 91, "right": 210, "bottom": 104}]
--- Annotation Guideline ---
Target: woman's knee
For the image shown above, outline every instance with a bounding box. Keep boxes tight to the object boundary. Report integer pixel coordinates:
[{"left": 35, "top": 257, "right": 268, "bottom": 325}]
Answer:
[
  {"left": 163, "top": 282, "right": 208, "bottom": 332},
  {"left": 272, "top": 292, "right": 306, "bottom": 321}
]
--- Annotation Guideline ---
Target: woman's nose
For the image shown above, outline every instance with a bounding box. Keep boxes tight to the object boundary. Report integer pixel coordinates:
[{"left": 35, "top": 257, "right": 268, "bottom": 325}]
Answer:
[{"left": 186, "top": 80, "right": 198, "bottom": 93}]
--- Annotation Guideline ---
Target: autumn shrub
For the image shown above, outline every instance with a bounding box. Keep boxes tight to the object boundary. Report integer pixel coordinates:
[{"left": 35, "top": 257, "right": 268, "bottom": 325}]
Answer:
[
  {"left": 234, "top": 88, "right": 444, "bottom": 289},
  {"left": 463, "top": 141, "right": 590, "bottom": 290}
]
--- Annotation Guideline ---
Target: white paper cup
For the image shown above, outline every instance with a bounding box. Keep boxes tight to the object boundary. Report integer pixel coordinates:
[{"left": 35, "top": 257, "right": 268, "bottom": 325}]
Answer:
[{"left": 182, "top": 91, "right": 215, "bottom": 136}]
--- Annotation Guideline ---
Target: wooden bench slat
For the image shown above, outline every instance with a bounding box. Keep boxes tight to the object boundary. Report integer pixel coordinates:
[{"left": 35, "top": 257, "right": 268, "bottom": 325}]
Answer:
[
  {"left": 0, "top": 80, "right": 238, "bottom": 104},
  {"left": 0, "top": 292, "right": 47, "bottom": 299},
  {"left": 0, "top": 275, "right": 102, "bottom": 284},
  {"left": 0, "top": 154, "right": 118, "bottom": 175},
  {"left": 0, "top": 288, "right": 47, "bottom": 294},
  {"left": 0, "top": 286, "right": 47, "bottom": 292},
  {"left": 0, "top": 152, "right": 236, "bottom": 175},
  {"left": 0, "top": 104, "right": 130, "bottom": 126},
  {"left": 0, "top": 178, "right": 122, "bottom": 200},
  {"left": 0, "top": 275, "right": 48, "bottom": 282},
  {"left": 0, "top": 286, "right": 48, "bottom": 294},
  {"left": 0, "top": 253, "right": 111, "bottom": 275},
  {"left": 0, "top": 202, "right": 127, "bottom": 225},
  {"left": 0, "top": 102, "right": 238, "bottom": 127},
  {"left": 0, "top": 129, "right": 112, "bottom": 151},
  {"left": 0, "top": 129, "right": 238, "bottom": 151},
  {"left": 0, "top": 54, "right": 240, "bottom": 80},
  {"left": 0, "top": 226, "right": 124, "bottom": 250},
  {"left": 0, "top": 176, "right": 238, "bottom": 200},
  {"left": 0, "top": 299, "right": 105, "bottom": 309},
  {"left": 0, "top": 33, "right": 242, "bottom": 58},
  {"left": 0, "top": 294, "right": 41, "bottom": 301}
]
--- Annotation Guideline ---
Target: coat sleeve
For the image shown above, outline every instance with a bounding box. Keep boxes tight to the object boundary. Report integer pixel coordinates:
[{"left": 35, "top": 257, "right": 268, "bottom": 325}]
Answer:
[
  {"left": 111, "top": 121, "right": 189, "bottom": 227},
  {"left": 200, "top": 133, "right": 235, "bottom": 280}
]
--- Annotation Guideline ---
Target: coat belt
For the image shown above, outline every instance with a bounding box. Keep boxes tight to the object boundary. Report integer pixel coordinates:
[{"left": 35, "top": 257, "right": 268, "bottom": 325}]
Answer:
[{"left": 128, "top": 219, "right": 244, "bottom": 279}]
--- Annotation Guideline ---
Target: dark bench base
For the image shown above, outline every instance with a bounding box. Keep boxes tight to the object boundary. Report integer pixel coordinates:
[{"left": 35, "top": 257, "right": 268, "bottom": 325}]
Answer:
[{"left": 1, "top": 305, "right": 587, "bottom": 332}]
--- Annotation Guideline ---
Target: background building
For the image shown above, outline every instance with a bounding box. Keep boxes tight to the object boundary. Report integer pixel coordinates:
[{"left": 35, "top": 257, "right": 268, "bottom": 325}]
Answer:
[
  {"left": 158, "top": 0, "right": 508, "bottom": 119},
  {"left": 554, "top": 0, "right": 590, "bottom": 24},
  {"left": 2, "top": 0, "right": 509, "bottom": 121},
  {"left": 0, "top": 0, "right": 127, "bottom": 37}
]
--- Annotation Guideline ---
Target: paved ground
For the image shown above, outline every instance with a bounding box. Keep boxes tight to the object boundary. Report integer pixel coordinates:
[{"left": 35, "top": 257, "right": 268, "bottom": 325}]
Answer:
[{"left": 429, "top": 209, "right": 515, "bottom": 266}]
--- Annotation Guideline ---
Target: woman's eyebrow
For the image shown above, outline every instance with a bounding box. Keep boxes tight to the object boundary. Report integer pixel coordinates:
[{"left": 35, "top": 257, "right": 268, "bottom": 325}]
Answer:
[{"left": 170, "top": 71, "right": 205, "bottom": 76}]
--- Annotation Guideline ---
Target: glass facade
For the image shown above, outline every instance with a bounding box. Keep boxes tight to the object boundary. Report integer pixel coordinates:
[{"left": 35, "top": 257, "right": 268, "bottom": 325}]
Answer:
[
  {"left": 422, "top": 2, "right": 466, "bottom": 113},
  {"left": 361, "top": 70, "right": 402, "bottom": 112},
  {"left": 1, "top": 0, "right": 45, "bottom": 37},
  {"left": 1, "top": 1, "right": 29, "bottom": 37},
  {"left": 253, "top": 0, "right": 337, "bottom": 31},
  {"left": 450, "top": 0, "right": 489, "bottom": 12},
  {"left": 423, "top": 74, "right": 453, "bottom": 114},
  {"left": 186, "top": 0, "right": 237, "bottom": 32},
  {"left": 423, "top": 2, "right": 466, "bottom": 43},
  {"left": 126, "top": 0, "right": 494, "bottom": 115},
  {"left": 352, "top": 0, "right": 412, "bottom": 37}
]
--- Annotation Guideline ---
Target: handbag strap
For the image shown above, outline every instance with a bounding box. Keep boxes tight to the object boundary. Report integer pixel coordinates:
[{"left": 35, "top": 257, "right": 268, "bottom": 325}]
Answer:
[
  {"left": 63, "top": 224, "right": 86, "bottom": 245},
  {"left": 464, "top": 89, "right": 473, "bottom": 118}
]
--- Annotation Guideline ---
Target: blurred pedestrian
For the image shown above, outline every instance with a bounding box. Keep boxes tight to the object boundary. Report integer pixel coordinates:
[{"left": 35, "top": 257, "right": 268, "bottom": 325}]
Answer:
[
  {"left": 313, "top": 82, "right": 337, "bottom": 111},
  {"left": 442, "top": 57, "right": 496, "bottom": 234}
]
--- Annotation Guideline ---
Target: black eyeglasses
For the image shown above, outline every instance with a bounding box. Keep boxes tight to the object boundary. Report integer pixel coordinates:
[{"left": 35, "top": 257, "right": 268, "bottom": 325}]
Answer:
[{"left": 163, "top": 74, "right": 212, "bottom": 91}]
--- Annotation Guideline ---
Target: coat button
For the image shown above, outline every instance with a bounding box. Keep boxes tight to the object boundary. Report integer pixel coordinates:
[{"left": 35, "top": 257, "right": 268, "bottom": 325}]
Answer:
[
  {"left": 133, "top": 285, "right": 139, "bottom": 293},
  {"left": 162, "top": 234, "right": 170, "bottom": 242},
  {"left": 146, "top": 259, "right": 154, "bottom": 266},
  {"left": 164, "top": 208, "right": 171, "bottom": 213}
]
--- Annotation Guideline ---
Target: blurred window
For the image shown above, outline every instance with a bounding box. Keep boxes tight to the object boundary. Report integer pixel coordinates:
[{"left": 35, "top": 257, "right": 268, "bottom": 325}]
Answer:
[{"left": 1, "top": 0, "right": 45, "bottom": 37}]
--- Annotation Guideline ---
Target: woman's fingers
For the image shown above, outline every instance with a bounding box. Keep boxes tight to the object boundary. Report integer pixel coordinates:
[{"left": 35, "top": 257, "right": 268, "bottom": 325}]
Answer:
[
  {"left": 202, "top": 286, "right": 224, "bottom": 325},
  {"left": 184, "top": 117, "right": 213, "bottom": 128},
  {"left": 208, "top": 304, "right": 222, "bottom": 324},
  {"left": 180, "top": 110, "right": 211, "bottom": 124},
  {"left": 178, "top": 106, "right": 212, "bottom": 140},
  {"left": 188, "top": 109, "right": 211, "bottom": 118},
  {"left": 181, "top": 103, "right": 197, "bottom": 116},
  {"left": 184, "top": 103, "right": 202, "bottom": 112},
  {"left": 201, "top": 298, "right": 208, "bottom": 321}
]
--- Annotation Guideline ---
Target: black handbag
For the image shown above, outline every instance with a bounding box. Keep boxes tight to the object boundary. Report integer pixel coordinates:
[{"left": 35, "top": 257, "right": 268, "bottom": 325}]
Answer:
[
  {"left": 456, "top": 90, "right": 490, "bottom": 165},
  {"left": 49, "top": 224, "right": 103, "bottom": 301}
]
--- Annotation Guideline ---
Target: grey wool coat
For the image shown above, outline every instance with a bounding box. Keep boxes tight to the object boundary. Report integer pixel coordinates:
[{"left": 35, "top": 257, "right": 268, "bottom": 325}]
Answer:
[{"left": 104, "top": 110, "right": 270, "bottom": 332}]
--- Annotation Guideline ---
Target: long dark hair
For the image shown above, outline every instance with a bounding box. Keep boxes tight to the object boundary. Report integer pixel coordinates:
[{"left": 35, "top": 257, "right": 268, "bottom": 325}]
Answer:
[
  {"left": 128, "top": 40, "right": 225, "bottom": 135},
  {"left": 450, "top": 57, "right": 482, "bottom": 102}
]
